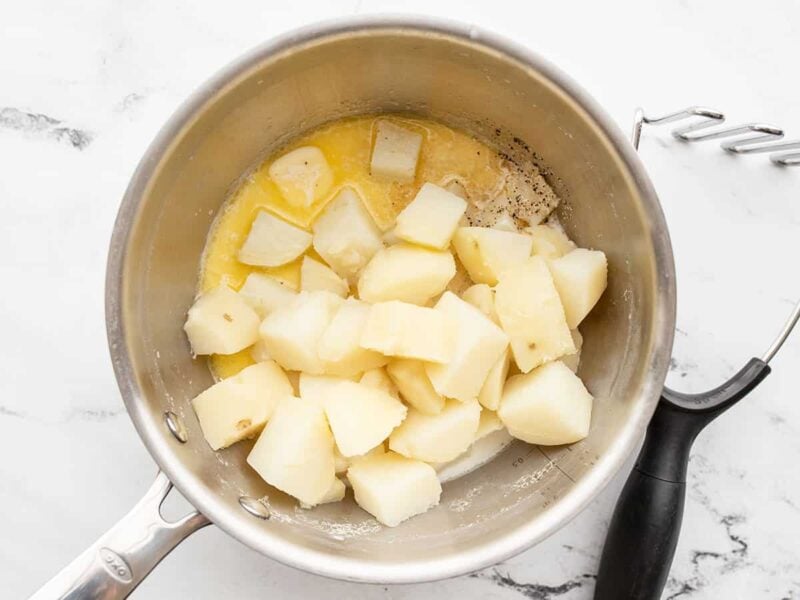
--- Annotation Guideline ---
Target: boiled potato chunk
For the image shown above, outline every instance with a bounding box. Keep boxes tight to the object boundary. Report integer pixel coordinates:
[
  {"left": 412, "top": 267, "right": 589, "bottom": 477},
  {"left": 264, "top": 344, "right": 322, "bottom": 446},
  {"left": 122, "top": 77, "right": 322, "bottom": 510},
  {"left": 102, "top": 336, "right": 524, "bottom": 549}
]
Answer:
[
  {"left": 348, "top": 451, "right": 441, "bottom": 527},
  {"left": 461, "top": 283, "right": 499, "bottom": 324},
  {"left": 475, "top": 409, "right": 504, "bottom": 441},
  {"left": 322, "top": 380, "right": 407, "bottom": 457},
  {"left": 549, "top": 248, "right": 608, "bottom": 328},
  {"left": 268, "top": 146, "right": 334, "bottom": 208},
  {"left": 360, "top": 367, "right": 399, "bottom": 398},
  {"left": 334, "top": 443, "right": 386, "bottom": 475},
  {"left": 494, "top": 257, "right": 575, "bottom": 373},
  {"left": 498, "top": 361, "right": 593, "bottom": 445},
  {"left": 298, "top": 373, "right": 352, "bottom": 406},
  {"left": 370, "top": 120, "right": 423, "bottom": 183},
  {"left": 357, "top": 243, "right": 455, "bottom": 305},
  {"left": 528, "top": 223, "right": 576, "bottom": 259},
  {"left": 247, "top": 398, "right": 336, "bottom": 506},
  {"left": 259, "top": 291, "right": 342, "bottom": 373},
  {"left": 452, "top": 227, "right": 533, "bottom": 285},
  {"left": 425, "top": 292, "right": 509, "bottom": 403},
  {"left": 386, "top": 359, "right": 444, "bottom": 415},
  {"left": 238, "top": 210, "right": 312, "bottom": 267},
  {"left": 562, "top": 329, "right": 583, "bottom": 373},
  {"left": 300, "top": 477, "right": 345, "bottom": 509},
  {"left": 238, "top": 272, "right": 297, "bottom": 317},
  {"left": 312, "top": 187, "right": 383, "bottom": 282},
  {"left": 299, "top": 373, "right": 400, "bottom": 456},
  {"left": 318, "top": 298, "right": 388, "bottom": 376},
  {"left": 360, "top": 301, "right": 453, "bottom": 363},
  {"left": 249, "top": 339, "right": 272, "bottom": 362},
  {"left": 184, "top": 286, "right": 260, "bottom": 355},
  {"left": 393, "top": 183, "right": 467, "bottom": 249},
  {"left": 477, "top": 348, "right": 510, "bottom": 411},
  {"left": 389, "top": 399, "right": 481, "bottom": 462},
  {"left": 492, "top": 212, "right": 518, "bottom": 232},
  {"left": 192, "top": 361, "right": 294, "bottom": 450},
  {"left": 300, "top": 256, "right": 348, "bottom": 297}
]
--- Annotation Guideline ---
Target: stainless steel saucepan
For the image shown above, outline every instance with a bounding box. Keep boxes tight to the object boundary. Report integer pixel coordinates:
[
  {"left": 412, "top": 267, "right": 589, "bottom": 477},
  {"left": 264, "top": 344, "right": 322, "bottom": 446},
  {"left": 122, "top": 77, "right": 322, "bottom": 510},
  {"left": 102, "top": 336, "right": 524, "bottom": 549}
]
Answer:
[{"left": 31, "top": 16, "right": 676, "bottom": 598}]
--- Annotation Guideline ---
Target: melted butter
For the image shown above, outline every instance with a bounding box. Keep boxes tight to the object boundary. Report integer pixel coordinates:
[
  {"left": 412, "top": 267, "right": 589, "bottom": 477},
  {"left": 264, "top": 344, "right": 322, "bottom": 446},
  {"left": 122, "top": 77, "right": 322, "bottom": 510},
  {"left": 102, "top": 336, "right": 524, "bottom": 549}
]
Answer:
[{"left": 201, "top": 115, "right": 510, "bottom": 378}]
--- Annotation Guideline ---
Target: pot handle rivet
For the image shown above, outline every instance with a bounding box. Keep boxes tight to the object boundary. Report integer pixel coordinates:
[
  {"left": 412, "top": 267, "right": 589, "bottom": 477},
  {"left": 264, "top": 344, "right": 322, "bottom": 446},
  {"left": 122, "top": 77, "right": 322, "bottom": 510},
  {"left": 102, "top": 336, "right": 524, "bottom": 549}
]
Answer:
[
  {"left": 239, "top": 496, "right": 271, "bottom": 520},
  {"left": 164, "top": 411, "right": 188, "bottom": 443}
]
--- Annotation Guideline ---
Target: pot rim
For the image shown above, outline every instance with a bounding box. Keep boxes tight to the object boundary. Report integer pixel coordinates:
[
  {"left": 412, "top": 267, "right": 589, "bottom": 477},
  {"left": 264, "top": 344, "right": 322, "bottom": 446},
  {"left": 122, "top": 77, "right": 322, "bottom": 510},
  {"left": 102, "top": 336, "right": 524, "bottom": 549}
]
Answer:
[{"left": 105, "top": 14, "right": 676, "bottom": 584}]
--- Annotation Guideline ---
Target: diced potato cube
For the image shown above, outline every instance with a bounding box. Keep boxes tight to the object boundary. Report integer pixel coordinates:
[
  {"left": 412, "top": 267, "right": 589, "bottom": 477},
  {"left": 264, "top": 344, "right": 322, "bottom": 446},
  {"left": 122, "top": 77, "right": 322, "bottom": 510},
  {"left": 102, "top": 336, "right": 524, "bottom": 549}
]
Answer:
[
  {"left": 475, "top": 409, "right": 504, "bottom": 441},
  {"left": 386, "top": 359, "right": 444, "bottom": 415},
  {"left": 259, "top": 291, "right": 342, "bottom": 373},
  {"left": 247, "top": 398, "right": 336, "bottom": 506},
  {"left": 238, "top": 272, "right": 297, "bottom": 318},
  {"left": 300, "top": 256, "right": 349, "bottom": 297},
  {"left": 360, "top": 301, "right": 453, "bottom": 363},
  {"left": 300, "top": 477, "right": 345, "bottom": 509},
  {"left": 494, "top": 257, "right": 575, "bottom": 373},
  {"left": 357, "top": 243, "right": 455, "bottom": 305},
  {"left": 498, "top": 361, "right": 593, "bottom": 445},
  {"left": 389, "top": 399, "right": 481, "bottom": 463},
  {"left": 478, "top": 348, "right": 510, "bottom": 411},
  {"left": 300, "top": 376, "right": 406, "bottom": 460},
  {"left": 393, "top": 183, "right": 467, "bottom": 249},
  {"left": 192, "top": 361, "right": 294, "bottom": 450},
  {"left": 562, "top": 329, "right": 583, "bottom": 373},
  {"left": 527, "top": 223, "right": 576, "bottom": 259},
  {"left": 425, "top": 292, "right": 509, "bottom": 403},
  {"left": 348, "top": 452, "right": 441, "bottom": 527},
  {"left": 548, "top": 248, "right": 608, "bottom": 328},
  {"left": 335, "top": 443, "right": 386, "bottom": 475},
  {"left": 298, "top": 372, "right": 352, "bottom": 406},
  {"left": 322, "top": 380, "right": 407, "bottom": 457},
  {"left": 461, "top": 283, "right": 499, "bottom": 324},
  {"left": 452, "top": 227, "right": 533, "bottom": 285},
  {"left": 312, "top": 187, "right": 384, "bottom": 281},
  {"left": 360, "top": 367, "right": 399, "bottom": 398},
  {"left": 184, "top": 286, "right": 260, "bottom": 355},
  {"left": 238, "top": 210, "right": 312, "bottom": 267},
  {"left": 370, "top": 121, "right": 423, "bottom": 183},
  {"left": 268, "top": 146, "right": 334, "bottom": 208},
  {"left": 250, "top": 339, "right": 272, "bottom": 362},
  {"left": 318, "top": 298, "right": 389, "bottom": 376},
  {"left": 492, "top": 212, "right": 518, "bottom": 232},
  {"left": 255, "top": 261, "right": 301, "bottom": 291}
]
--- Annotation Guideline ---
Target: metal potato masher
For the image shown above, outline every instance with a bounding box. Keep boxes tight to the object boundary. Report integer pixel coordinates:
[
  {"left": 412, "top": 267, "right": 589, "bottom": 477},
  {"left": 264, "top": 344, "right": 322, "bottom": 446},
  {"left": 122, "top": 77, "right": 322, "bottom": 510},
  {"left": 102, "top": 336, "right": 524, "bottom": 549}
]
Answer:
[{"left": 595, "top": 106, "right": 800, "bottom": 599}]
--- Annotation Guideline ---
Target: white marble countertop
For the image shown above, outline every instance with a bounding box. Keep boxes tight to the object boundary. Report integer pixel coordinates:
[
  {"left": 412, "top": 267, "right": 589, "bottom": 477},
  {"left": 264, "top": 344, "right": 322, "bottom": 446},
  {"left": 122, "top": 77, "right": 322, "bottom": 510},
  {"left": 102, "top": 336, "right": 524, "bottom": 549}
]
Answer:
[{"left": 2, "top": 1, "right": 799, "bottom": 598}]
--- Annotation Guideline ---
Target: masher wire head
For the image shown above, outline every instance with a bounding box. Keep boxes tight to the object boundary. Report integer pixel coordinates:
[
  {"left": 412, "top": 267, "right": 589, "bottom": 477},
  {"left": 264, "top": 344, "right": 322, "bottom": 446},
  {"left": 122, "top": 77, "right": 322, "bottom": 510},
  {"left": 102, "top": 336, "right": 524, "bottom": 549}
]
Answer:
[
  {"left": 632, "top": 105, "right": 800, "bottom": 166},
  {"left": 632, "top": 106, "right": 799, "bottom": 366}
]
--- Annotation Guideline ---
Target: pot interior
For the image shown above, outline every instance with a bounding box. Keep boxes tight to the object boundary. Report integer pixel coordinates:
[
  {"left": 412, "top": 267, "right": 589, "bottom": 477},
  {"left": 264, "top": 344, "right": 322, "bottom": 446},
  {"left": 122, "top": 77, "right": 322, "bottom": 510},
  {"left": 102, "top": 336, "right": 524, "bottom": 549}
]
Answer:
[{"left": 111, "top": 21, "right": 674, "bottom": 581}]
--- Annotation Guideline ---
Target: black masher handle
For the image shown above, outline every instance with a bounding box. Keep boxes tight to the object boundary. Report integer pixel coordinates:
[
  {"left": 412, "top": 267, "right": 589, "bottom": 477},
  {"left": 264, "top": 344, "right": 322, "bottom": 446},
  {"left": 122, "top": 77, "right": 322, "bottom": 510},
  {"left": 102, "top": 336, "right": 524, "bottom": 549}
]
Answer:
[{"left": 593, "top": 358, "right": 770, "bottom": 600}]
